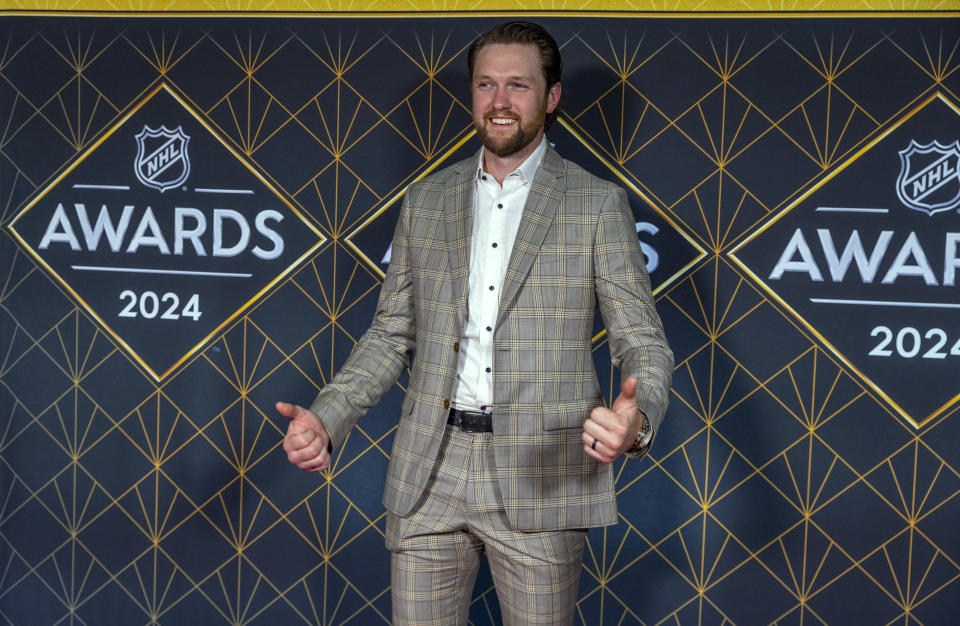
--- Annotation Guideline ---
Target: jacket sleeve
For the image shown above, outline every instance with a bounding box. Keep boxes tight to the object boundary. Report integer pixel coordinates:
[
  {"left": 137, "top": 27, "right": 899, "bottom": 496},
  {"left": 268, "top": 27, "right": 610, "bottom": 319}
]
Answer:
[
  {"left": 307, "top": 192, "right": 417, "bottom": 449},
  {"left": 593, "top": 184, "right": 674, "bottom": 438}
]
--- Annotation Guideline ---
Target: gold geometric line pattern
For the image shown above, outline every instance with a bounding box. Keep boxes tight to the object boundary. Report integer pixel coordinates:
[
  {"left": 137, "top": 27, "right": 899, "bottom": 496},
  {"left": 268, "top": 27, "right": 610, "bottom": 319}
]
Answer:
[{"left": 3, "top": 13, "right": 960, "bottom": 625}]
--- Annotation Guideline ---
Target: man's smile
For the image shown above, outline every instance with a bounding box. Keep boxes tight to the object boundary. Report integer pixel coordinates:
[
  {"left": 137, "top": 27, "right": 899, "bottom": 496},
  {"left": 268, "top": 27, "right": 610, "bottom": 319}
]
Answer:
[{"left": 487, "top": 115, "right": 519, "bottom": 126}]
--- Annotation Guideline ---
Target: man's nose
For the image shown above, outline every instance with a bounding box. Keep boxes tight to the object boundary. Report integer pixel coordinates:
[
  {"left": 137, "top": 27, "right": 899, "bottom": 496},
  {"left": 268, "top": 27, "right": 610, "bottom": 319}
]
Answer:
[{"left": 491, "top": 85, "right": 509, "bottom": 109}]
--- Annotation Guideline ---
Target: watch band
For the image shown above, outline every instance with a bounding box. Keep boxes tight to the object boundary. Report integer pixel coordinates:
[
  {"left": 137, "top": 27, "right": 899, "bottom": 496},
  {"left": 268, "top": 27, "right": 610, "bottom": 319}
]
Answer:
[{"left": 624, "top": 411, "right": 653, "bottom": 459}]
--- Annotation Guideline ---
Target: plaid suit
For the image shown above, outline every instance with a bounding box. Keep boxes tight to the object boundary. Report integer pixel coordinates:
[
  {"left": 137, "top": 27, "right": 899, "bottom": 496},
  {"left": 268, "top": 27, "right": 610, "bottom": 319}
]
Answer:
[{"left": 309, "top": 144, "right": 672, "bottom": 533}]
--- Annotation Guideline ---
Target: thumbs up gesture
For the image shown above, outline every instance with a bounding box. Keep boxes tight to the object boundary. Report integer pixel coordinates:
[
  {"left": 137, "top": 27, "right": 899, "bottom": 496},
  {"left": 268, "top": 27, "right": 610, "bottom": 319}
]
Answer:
[
  {"left": 277, "top": 401, "right": 331, "bottom": 472},
  {"left": 582, "top": 377, "right": 645, "bottom": 463}
]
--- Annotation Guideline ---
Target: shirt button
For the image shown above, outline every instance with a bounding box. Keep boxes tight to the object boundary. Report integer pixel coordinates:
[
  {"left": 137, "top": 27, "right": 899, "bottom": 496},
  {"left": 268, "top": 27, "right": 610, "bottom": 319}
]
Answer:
[
  {"left": 453, "top": 341, "right": 460, "bottom": 352},
  {"left": 489, "top": 285, "right": 494, "bottom": 291},
  {"left": 482, "top": 175, "right": 487, "bottom": 181},
  {"left": 492, "top": 243, "right": 498, "bottom": 248},
  {"left": 485, "top": 367, "right": 491, "bottom": 373},
  {"left": 486, "top": 326, "right": 492, "bottom": 332},
  {"left": 497, "top": 203, "right": 503, "bottom": 209}
]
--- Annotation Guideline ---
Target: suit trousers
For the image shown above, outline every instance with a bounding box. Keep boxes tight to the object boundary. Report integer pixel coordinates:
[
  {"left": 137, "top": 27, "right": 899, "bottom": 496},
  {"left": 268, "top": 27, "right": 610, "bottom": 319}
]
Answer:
[{"left": 386, "top": 426, "right": 587, "bottom": 626}]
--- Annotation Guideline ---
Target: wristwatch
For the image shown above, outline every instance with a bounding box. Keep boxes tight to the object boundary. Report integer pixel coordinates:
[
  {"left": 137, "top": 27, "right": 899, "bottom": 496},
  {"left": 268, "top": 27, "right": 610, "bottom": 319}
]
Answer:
[{"left": 624, "top": 411, "right": 653, "bottom": 459}]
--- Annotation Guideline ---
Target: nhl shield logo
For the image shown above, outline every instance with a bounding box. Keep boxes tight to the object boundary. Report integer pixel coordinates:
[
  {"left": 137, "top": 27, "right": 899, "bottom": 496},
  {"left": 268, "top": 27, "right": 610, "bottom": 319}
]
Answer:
[
  {"left": 896, "top": 139, "right": 960, "bottom": 215},
  {"left": 134, "top": 125, "right": 191, "bottom": 192}
]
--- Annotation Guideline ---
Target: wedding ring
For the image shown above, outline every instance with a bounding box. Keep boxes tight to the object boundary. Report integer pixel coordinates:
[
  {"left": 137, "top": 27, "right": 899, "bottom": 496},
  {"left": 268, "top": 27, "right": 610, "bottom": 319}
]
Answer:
[{"left": 591, "top": 438, "right": 599, "bottom": 450}]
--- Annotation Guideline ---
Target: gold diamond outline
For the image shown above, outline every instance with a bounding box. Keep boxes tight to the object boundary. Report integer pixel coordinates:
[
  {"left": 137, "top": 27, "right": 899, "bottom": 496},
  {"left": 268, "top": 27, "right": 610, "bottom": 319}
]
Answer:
[
  {"left": 342, "top": 126, "right": 476, "bottom": 278},
  {"left": 728, "top": 90, "right": 960, "bottom": 430},
  {"left": 7, "top": 82, "right": 327, "bottom": 382},
  {"left": 557, "top": 115, "right": 709, "bottom": 301}
]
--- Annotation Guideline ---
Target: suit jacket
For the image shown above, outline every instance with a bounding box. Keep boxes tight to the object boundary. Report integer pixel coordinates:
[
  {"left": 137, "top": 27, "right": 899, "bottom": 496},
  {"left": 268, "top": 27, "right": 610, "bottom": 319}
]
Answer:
[{"left": 309, "top": 145, "right": 673, "bottom": 531}]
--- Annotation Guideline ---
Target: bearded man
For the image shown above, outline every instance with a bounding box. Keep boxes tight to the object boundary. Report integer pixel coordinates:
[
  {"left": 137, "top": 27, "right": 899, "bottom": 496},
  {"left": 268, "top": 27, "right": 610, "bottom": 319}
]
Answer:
[{"left": 278, "top": 21, "right": 673, "bottom": 626}]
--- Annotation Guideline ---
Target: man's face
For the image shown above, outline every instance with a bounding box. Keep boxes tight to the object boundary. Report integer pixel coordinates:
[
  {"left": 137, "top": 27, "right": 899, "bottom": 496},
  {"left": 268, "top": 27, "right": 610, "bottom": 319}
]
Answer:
[{"left": 471, "top": 43, "right": 560, "bottom": 159}]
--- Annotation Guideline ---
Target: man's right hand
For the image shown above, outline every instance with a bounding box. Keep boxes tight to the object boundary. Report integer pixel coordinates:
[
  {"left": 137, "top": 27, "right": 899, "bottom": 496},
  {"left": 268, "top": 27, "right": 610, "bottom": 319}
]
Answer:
[{"left": 277, "top": 401, "right": 331, "bottom": 472}]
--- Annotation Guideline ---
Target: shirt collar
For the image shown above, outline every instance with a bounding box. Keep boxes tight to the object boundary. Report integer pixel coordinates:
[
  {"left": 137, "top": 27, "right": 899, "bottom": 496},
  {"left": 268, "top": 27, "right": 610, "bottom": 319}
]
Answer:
[{"left": 475, "top": 135, "right": 547, "bottom": 185}]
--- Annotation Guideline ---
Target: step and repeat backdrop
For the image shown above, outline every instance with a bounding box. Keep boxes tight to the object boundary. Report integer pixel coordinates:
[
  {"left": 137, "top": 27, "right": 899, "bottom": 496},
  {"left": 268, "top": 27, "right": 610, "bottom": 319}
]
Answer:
[{"left": 1, "top": 10, "right": 959, "bottom": 625}]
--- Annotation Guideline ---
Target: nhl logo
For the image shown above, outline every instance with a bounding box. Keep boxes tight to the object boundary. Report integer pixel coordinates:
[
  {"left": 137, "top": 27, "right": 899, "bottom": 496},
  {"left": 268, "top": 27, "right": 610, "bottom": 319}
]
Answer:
[
  {"left": 134, "top": 125, "right": 191, "bottom": 192},
  {"left": 895, "top": 139, "right": 960, "bottom": 216}
]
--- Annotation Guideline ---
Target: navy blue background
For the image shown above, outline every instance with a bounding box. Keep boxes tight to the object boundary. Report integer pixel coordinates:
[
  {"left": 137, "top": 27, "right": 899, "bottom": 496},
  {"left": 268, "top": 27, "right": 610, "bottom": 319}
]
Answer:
[{"left": 1, "top": 14, "right": 959, "bottom": 625}]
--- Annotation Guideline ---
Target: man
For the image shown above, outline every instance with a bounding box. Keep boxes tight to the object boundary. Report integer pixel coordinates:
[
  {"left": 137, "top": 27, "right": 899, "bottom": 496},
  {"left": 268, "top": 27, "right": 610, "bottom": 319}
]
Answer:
[{"left": 278, "top": 21, "right": 672, "bottom": 625}]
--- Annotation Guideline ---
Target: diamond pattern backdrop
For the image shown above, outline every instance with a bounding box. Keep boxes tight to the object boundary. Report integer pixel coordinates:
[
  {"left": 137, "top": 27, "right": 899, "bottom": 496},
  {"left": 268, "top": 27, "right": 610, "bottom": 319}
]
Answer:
[{"left": 2, "top": 13, "right": 959, "bottom": 625}]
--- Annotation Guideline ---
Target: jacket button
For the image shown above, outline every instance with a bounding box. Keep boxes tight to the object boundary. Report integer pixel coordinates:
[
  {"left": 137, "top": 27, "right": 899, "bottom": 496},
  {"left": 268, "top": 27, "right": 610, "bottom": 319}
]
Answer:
[
  {"left": 453, "top": 342, "right": 460, "bottom": 352},
  {"left": 443, "top": 399, "right": 450, "bottom": 409}
]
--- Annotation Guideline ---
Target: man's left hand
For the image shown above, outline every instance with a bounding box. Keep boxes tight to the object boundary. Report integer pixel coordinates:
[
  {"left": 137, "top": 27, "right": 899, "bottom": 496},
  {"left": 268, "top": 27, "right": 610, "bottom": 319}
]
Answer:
[{"left": 582, "top": 377, "right": 644, "bottom": 463}]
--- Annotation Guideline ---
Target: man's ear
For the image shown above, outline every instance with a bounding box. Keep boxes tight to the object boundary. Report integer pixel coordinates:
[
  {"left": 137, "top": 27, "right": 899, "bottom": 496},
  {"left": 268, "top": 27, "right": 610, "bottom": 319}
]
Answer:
[{"left": 546, "top": 82, "right": 562, "bottom": 114}]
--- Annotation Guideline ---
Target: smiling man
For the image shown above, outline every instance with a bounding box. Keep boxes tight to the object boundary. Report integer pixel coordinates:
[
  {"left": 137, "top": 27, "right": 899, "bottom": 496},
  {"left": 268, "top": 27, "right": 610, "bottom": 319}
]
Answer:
[
  {"left": 278, "top": 21, "right": 673, "bottom": 625},
  {"left": 471, "top": 40, "right": 557, "bottom": 167}
]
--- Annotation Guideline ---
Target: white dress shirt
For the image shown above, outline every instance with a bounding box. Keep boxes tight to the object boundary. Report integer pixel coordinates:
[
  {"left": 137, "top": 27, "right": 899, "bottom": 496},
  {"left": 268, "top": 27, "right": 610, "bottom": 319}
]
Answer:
[{"left": 452, "top": 137, "right": 547, "bottom": 411}]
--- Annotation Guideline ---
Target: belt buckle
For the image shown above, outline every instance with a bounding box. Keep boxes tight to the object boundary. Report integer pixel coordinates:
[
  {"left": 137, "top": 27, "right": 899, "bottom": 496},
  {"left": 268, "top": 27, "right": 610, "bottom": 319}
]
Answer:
[
  {"left": 461, "top": 411, "right": 488, "bottom": 433},
  {"left": 449, "top": 407, "right": 492, "bottom": 433}
]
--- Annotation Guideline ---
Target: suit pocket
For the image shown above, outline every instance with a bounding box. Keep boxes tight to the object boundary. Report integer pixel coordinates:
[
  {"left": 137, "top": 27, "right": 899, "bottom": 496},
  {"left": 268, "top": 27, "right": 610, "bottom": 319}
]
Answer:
[
  {"left": 400, "top": 393, "right": 418, "bottom": 418},
  {"left": 541, "top": 399, "right": 601, "bottom": 431}
]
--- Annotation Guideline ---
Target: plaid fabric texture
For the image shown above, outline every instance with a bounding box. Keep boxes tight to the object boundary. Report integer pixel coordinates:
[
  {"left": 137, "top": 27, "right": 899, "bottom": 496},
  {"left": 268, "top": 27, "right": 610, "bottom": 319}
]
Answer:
[
  {"left": 387, "top": 426, "right": 587, "bottom": 625},
  {"left": 310, "top": 145, "right": 673, "bottom": 530}
]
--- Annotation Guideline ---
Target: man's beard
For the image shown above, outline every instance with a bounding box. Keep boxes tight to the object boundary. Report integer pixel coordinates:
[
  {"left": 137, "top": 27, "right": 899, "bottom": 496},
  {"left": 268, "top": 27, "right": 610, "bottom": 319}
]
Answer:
[{"left": 474, "top": 107, "right": 546, "bottom": 158}]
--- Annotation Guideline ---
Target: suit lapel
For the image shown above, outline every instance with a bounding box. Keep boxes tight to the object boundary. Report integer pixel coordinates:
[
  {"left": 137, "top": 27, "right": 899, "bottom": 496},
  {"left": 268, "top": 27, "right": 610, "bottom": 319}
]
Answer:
[
  {"left": 497, "top": 146, "right": 565, "bottom": 324},
  {"left": 443, "top": 158, "right": 476, "bottom": 333}
]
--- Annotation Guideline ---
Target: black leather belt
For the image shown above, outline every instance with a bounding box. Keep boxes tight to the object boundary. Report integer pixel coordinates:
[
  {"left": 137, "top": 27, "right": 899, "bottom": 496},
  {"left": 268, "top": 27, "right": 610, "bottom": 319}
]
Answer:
[{"left": 447, "top": 408, "right": 493, "bottom": 432}]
